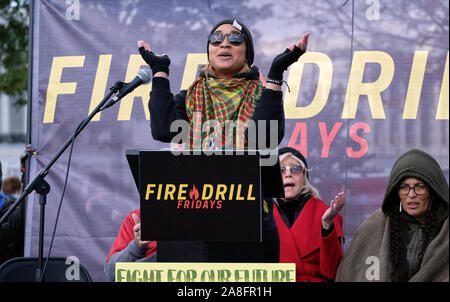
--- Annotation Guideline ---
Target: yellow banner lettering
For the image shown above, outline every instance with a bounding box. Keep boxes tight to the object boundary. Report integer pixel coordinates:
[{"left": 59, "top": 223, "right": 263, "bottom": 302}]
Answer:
[
  {"left": 342, "top": 51, "right": 394, "bottom": 119},
  {"left": 43, "top": 56, "right": 85, "bottom": 123},
  {"left": 284, "top": 52, "right": 333, "bottom": 119},
  {"left": 436, "top": 52, "right": 449, "bottom": 120},
  {"left": 180, "top": 53, "right": 208, "bottom": 90},
  {"left": 88, "top": 54, "right": 112, "bottom": 121},
  {"left": 403, "top": 51, "right": 428, "bottom": 119},
  {"left": 117, "top": 54, "right": 152, "bottom": 121}
]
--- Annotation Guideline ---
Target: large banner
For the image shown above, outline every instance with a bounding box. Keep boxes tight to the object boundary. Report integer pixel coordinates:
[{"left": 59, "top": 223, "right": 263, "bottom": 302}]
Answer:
[{"left": 27, "top": 0, "right": 449, "bottom": 281}]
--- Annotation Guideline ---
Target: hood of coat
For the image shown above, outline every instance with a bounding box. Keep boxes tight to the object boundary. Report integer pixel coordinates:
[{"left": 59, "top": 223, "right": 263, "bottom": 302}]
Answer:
[{"left": 381, "top": 149, "right": 449, "bottom": 219}]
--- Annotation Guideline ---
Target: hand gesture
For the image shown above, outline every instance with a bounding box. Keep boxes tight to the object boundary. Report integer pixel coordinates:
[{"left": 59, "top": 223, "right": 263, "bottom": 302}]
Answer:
[
  {"left": 268, "top": 32, "right": 309, "bottom": 81},
  {"left": 132, "top": 213, "right": 151, "bottom": 249},
  {"left": 322, "top": 192, "right": 345, "bottom": 230},
  {"left": 137, "top": 40, "right": 170, "bottom": 76}
]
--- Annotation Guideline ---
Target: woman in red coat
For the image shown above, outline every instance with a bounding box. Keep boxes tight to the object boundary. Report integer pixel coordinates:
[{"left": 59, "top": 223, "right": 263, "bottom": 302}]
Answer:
[{"left": 271, "top": 147, "right": 345, "bottom": 282}]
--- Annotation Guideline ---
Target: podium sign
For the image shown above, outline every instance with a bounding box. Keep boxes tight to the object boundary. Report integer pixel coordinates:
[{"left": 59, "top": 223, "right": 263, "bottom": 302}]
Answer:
[{"left": 138, "top": 151, "right": 261, "bottom": 242}]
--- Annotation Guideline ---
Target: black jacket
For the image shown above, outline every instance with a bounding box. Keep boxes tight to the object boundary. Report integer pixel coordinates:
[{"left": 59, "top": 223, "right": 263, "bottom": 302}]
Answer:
[
  {"left": 148, "top": 66, "right": 285, "bottom": 147},
  {"left": 0, "top": 194, "right": 24, "bottom": 265}
]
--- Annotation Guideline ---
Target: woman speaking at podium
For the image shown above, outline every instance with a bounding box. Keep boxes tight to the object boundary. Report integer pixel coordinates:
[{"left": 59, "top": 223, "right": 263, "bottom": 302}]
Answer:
[
  {"left": 139, "top": 19, "right": 308, "bottom": 150},
  {"left": 138, "top": 19, "right": 308, "bottom": 263},
  {"left": 105, "top": 20, "right": 308, "bottom": 279}
]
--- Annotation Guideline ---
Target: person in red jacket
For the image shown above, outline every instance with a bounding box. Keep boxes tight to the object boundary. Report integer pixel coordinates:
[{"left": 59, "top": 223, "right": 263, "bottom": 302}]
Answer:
[
  {"left": 104, "top": 209, "right": 157, "bottom": 281},
  {"left": 270, "top": 147, "right": 345, "bottom": 282}
]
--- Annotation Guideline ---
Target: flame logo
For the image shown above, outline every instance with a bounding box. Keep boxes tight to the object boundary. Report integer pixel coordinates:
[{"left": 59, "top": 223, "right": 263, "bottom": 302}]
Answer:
[{"left": 189, "top": 184, "right": 200, "bottom": 200}]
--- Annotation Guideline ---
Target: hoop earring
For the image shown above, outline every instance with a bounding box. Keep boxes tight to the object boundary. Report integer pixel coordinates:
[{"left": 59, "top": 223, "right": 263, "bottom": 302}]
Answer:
[{"left": 399, "top": 202, "right": 402, "bottom": 212}]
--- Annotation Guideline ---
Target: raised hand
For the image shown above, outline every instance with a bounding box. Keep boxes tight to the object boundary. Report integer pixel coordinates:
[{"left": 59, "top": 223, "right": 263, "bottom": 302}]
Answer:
[
  {"left": 132, "top": 213, "right": 151, "bottom": 249},
  {"left": 267, "top": 32, "right": 309, "bottom": 81},
  {"left": 137, "top": 40, "right": 171, "bottom": 76},
  {"left": 322, "top": 192, "right": 345, "bottom": 230}
]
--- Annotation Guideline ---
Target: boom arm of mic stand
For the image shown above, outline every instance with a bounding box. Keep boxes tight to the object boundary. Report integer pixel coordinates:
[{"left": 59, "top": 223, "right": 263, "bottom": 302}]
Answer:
[{"left": 0, "top": 81, "right": 123, "bottom": 225}]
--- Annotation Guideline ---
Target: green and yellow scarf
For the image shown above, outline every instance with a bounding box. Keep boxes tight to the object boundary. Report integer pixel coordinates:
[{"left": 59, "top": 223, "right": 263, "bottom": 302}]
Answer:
[{"left": 185, "top": 77, "right": 263, "bottom": 150}]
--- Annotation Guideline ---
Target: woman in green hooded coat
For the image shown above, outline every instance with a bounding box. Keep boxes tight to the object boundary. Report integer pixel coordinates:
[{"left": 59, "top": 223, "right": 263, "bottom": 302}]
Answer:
[{"left": 336, "top": 149, "right": 448, "bottom": 282}]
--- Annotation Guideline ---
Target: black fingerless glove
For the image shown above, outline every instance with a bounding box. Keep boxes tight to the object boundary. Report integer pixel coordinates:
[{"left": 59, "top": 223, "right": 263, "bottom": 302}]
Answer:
[
  {"left": 268, "top": 46, "right": 305, "bottom": 81},
  {"left": 139, "top": 47, "right": 171, "bottom": 76}
]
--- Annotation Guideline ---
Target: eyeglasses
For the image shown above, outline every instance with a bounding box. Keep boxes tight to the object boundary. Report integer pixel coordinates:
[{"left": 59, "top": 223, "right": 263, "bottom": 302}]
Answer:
[
  {"left": 280, "top": 165, "right": 304, "bottom": 175},
  {"left": 398, "top": 184, "right": 427, "bottom": 195},
  {"left": 208, "top": 32, "right": 245, "bottom": 46}
]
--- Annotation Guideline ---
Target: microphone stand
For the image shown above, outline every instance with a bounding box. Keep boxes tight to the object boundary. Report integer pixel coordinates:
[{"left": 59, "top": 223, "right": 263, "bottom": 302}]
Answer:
[{"left": 0, "top": 81, "right": 125, "bottom": 281}]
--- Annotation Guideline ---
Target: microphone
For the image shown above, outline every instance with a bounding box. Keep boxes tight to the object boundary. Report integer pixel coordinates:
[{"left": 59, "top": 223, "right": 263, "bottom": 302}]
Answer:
[
  {"left": 114, "top": 69, "right": 151, "bottom": 101},
  {"left": 103, "top": 69, "right": 151, "bottom": 109}
]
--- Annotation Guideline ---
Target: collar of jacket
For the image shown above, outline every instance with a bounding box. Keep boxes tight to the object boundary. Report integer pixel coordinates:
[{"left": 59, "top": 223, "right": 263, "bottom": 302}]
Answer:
[{"left": 274, "top": 193, "right": 311, "bottom": 227}]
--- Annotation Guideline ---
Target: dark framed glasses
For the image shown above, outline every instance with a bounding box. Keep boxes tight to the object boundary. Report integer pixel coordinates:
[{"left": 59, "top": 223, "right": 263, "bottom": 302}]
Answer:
[
  {"left": 280, "top": 165, "right": 304, "bottom": 175},
  {"left": 208, "top": 32, "right": 245, "bottom": 46},
  {"left": 398, "top": 184, "right": 427, "bottom": 195}
]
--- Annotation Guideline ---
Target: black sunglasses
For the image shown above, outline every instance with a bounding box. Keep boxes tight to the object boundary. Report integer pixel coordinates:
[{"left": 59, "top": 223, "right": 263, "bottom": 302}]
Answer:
[{"left": 208, "top": 32, "right": 245, "bottom": 46}]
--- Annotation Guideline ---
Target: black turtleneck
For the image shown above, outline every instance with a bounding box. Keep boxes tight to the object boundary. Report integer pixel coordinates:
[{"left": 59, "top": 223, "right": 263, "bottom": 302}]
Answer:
[
  {"left": 277, "top": 194, "right": 309, "bottom": 227},
  {"left": 276, "top": 194, "right": 334, "bottom": 237}
]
